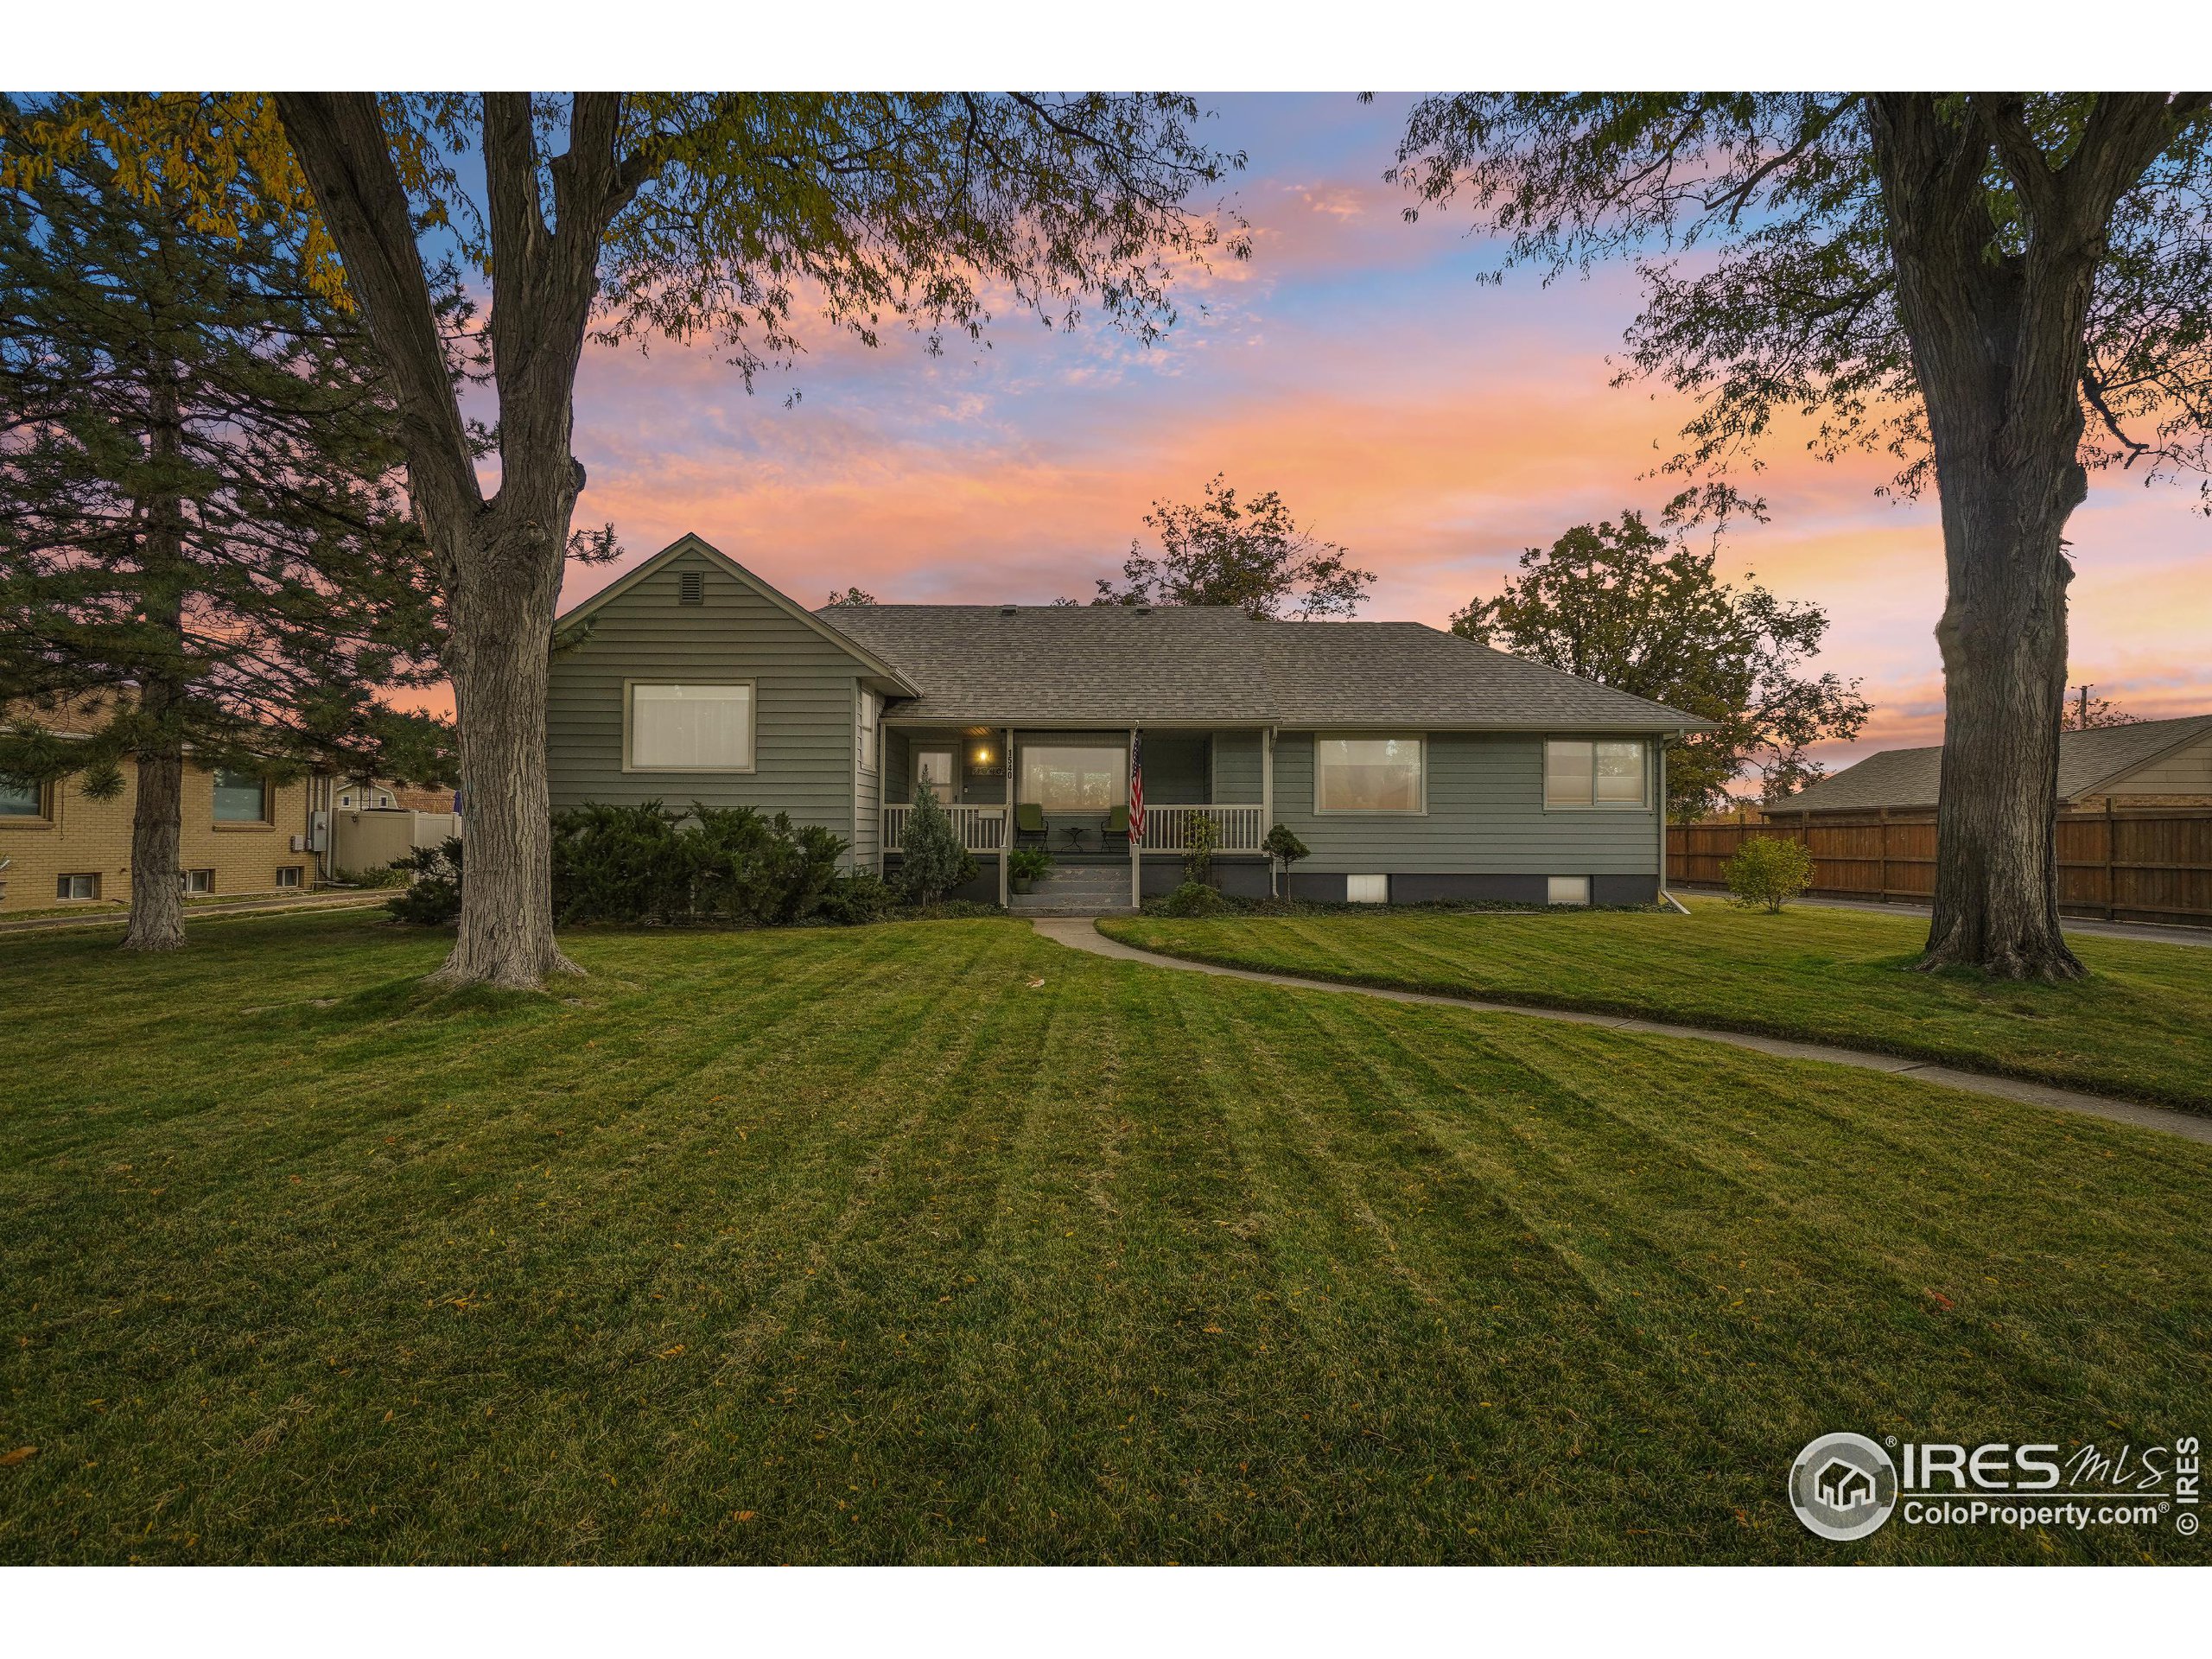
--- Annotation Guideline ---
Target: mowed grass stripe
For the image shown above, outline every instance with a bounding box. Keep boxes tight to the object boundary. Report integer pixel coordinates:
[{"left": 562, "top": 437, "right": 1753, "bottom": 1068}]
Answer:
[
  {"left": 1099, "top": 901, "right": 2212, "bottom": 1111},
  {"left": 3, "top": 911, "right": 2209, "bottom": 1563}
]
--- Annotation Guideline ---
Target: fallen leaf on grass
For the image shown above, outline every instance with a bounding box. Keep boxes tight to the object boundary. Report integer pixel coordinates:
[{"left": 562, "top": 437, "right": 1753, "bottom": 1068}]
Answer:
[
  {"left": 1027, "top": 978, "right": 1046, "bottom": 989},
  {"left": 1923, "top": 1287, "right": 1955, "bottom": 1311},
  {"left": 0, "top": 1446, "right": 35, "bottom": 1466}
]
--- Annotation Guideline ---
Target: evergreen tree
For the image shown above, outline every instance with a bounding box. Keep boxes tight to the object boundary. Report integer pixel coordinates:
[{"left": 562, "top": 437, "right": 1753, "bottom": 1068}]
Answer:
[
  {"left": 0, "top": 104, "right": 452, "bottom": 949},
  {"left": 897, "top": 779, "right": 976, "bottom": 907}
]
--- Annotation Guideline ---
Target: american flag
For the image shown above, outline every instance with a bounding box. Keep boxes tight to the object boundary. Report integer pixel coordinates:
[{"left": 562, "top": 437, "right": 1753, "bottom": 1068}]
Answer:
[{"left": 1128, "top": 731, "right": 1145, "bottom": 845}]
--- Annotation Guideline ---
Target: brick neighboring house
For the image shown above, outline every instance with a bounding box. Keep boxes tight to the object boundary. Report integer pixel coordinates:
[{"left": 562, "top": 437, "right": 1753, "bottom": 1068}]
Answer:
[{"left": 0, "top": 753, "right": 317, "bottom": 913}]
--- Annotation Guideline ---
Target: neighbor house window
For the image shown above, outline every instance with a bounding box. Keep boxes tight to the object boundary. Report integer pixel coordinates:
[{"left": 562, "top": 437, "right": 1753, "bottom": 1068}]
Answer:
[
  {"left": 1548, "top": 875, "right": 1591, "bottom": 906},
  {"left": 0, "top": 775, "right": 44, "bottom": 817},
  {"left": 182, "top": 868, "right": 214, "bottom": 894},
  {"left": 276, "top": 866, "right": 304, "bottom": 888},
  {"left": 213, "top": 768, "right": 270, "bottom": 822},
  {"left": 626, "top": 682, "right": 754, "bottom": 772},
  {"left": 1345, "top": 874, "right": 1389, "bottom": 904},
  {"left": 1545, "top": 739, "right": 1647, "bottom": 809},
  {"left": 1019, "top": 744, "right": 1125, "bottom": 811},
  {"left": 914, "top": 748, "right": 956, "bottom": 794},
  {"left": 857, "top": 692, "right": 880, "bottom": 774},
  {"left": 1314, "top": 736, "right": 1424, "bottom": 813},
  {"left": 56, "top": 873, "right": 99, "bottom": 900}
]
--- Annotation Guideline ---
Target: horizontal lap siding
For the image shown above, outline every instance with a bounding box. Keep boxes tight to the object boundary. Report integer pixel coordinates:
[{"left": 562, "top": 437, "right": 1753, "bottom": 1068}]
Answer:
[
  {"left": 1273, "top": 730, "right": 1658, "bottom": 875},
  {"left": 548, "top": 550, "right": 860, "bottom": 844},
  {"left": 1213, "top": 731, "right": 1263, "bottom": 801}
]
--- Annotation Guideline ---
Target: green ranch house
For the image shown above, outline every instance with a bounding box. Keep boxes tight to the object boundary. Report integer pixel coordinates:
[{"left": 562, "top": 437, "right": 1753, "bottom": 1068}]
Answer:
[{"left": 545, "top": 534, "right": 1705, "bottom": 912}]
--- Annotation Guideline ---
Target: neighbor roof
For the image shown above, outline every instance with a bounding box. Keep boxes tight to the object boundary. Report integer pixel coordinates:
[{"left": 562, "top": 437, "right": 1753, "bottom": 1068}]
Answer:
[
  {"left": 815, "top": 603, "right": 1707, "bottom": 730},
  {"left": 1769, "top": 713, "right": 2212, "bottom": 815}
]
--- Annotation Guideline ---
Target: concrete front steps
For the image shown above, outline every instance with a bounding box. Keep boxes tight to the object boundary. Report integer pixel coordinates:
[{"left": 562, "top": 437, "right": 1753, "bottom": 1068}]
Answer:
[{"left": 1007, "top": 864, "right": 1138, "bottom": 915}]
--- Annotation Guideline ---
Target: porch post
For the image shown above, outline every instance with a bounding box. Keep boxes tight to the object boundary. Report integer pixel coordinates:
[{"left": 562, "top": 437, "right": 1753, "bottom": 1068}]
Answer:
[
  {"left": 1001, "top": 728, "right": 1014, "bottom": 908},
  {"left": 1129, "top": 724, "right": 1141, "bottom": 910},
  {"left": 1261, "top": 724, "right": 1275, "bottom": 894}
]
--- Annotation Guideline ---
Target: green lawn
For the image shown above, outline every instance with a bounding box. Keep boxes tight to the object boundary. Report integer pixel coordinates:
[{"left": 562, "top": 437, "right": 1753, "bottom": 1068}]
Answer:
[
  {"left": 1101, "top": 898, "right": 2212, "bottom": 1113},
  {"left": 2, "top": 911, "right": 2208, "bottom": 1564}
]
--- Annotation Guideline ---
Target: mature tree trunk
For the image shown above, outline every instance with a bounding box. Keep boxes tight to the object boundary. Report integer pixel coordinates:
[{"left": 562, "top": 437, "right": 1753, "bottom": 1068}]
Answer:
[
  {"left": 1871, "top": 94, "right": 2187, "bottom": 981},
  {"left": 274, "top": 92, "right": 639, "bottom": 988},
  {"left": 122, "top": 369, "right": 189, "bottom": 953}
]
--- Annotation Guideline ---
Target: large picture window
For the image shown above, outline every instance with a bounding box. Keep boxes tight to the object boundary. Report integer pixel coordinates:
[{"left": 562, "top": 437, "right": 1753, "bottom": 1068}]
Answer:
[
  {"left": 0, "top": 774, "right": 43, "bottom": 817},
  {"left": 1314, "top": 736, "right": 1424, "bottom": 813},
  {"left": 213, "top": 768, "right": 270, "bottom": 823},
  {"left": 1019, "top": 744, "right": 1125, "bottom": 811},
  {"left": 627, "top": 683, "right": 754, "bottom": 772},
  {"left": 1545, "top": 739, "right": 1647, "bottom": 809}
]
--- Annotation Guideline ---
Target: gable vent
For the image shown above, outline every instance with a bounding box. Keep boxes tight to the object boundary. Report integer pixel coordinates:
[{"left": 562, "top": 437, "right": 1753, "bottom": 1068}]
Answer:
[{"left": 677, "top": 571, "right": 705, "bottom": 606}]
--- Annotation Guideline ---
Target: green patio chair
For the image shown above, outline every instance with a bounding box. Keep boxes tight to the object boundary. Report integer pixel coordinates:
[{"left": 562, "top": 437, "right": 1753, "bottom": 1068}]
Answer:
[
  {"left": 1101, "top": 804, "right": 1131, "bottom": 843},
  {"left": 1014, "top": 802, "right": 1049, "bottom": 847}
]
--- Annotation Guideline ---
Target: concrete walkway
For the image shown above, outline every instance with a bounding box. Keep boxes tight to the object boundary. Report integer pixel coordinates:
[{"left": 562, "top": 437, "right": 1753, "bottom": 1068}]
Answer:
[
  {"left": 1668, "top": 885, "right": 2211, "bottom": 949},
  {"left": 1030, "top": 916, "right": 2212, "bottom": 1148},
  {"left": 0, "top": 890, "right": 389, "bottom": 937}
]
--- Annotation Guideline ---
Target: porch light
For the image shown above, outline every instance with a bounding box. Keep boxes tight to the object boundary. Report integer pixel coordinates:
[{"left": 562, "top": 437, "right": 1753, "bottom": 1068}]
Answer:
[{"left": 972, "top": 742, "right": 995, "bottom": 766}]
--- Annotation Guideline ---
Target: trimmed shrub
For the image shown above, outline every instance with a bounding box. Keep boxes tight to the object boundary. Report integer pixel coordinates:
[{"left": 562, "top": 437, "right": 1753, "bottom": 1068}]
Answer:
[
  {"left": 1723, "top": 835, "right": 1816, "bottom": 913},
  {"left": 385, "top": 837, "right": 464, "bottom": 925},
  {"left": 897, "top": 779, "right": 977, "bottom": 906},
  {"left": 1262, "top": 823, "right": 1310, "bottom": 895},
  {"left": 548, "top": 800, "right": 849, "bottom": 926}
]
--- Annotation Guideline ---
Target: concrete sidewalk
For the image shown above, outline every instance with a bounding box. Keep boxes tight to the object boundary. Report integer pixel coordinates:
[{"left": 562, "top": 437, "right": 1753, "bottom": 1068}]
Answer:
[
  {"left": 1031, "top": 916, "right": 2212, "bottom": 1148},
  {"left": 0, "top": 890, "right": 390, "bottom": 937}
]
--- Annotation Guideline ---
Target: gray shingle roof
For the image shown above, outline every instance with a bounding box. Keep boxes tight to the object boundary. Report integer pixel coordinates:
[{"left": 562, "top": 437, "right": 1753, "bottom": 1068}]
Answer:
[
  {"left": 1770, "top": 713, "right": 2212, "bottom": 814},
  {"left": 814, "top": 604, "right": 1706, "bottom": 730}
]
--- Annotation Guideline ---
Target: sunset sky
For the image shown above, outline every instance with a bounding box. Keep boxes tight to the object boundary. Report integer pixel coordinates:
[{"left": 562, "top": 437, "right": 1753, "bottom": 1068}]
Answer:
[{"left": 554, "top": 92, "right": 2209, "bottom": 773}]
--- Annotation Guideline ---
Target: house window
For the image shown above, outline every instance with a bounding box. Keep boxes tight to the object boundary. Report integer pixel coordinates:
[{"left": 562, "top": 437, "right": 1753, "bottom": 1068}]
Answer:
[
  {"left": 857, "top": 692, "right": 880, "bottom": 774},
  {"left": 1545, "top": 739, "right": 1647, "bottom": 809},
  {"left": 337, "top": 786, "right": 394, "bottom": 810},
  {"left": 276, "top": 865, "right": 303, "bottom": 888},
  {"left": 213, "top": 768, "right": 270, "bottom": 823},
  {"left": 1548, "top": 875, "right": 1592, "bottom": 906},
  {"left": 1, "top": 775, "right": 44, "bottom": 817},
  {"left": 1314, "top": 736, "right": 1424, "bottom": 814},
  {"left": 1345, "top": 874, "right": 1389, "bottom": 904},
  {"left": 1020, "top": 744, "right": 1125, "bottom": 811},
  {"left": 626, "top": 682, "right": 754, "bottom": 772},
  {"left": 915, "top": 748, "right": 956, "bottom": 794},
  {"left": 182, "top": 868, "right": 214, "bottom": 894},
  {"left": 56, "top": 872, "right": 99, "bottom": 900}
]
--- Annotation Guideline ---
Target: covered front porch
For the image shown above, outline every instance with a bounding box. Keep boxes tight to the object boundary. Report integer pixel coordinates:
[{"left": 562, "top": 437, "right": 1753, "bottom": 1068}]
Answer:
[{"left": 880, "top": 725, "right": 1275, "bottom": 907}]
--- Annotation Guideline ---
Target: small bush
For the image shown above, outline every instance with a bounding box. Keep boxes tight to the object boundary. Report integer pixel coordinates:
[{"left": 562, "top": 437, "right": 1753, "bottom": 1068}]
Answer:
[
  {"left": 1154, "top": 879, "right": 1229, "bottom": 918},
  {"left": 818, "top": 871, "right": 899, "bottom": 926},
  {"left": 1181, "top": 812, "right": 1221, "bottom": 887},
  {"left": 898, "top": 780, "right": 977, "bottom": 906},
  {"left": 385, "top": 837, "right": 464, "bottom": 925},
  {"left": 1723, "top": 835, "right": 1816, "bottom": 912}
]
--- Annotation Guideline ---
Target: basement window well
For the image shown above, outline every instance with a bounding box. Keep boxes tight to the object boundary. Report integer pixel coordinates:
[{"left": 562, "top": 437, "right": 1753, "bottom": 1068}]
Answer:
[
  {"left": 1547, "top": 876, "right": 1591, "bottom": 906},
  {"left": 1345, "top": 874, "right": 1389, "bottom": 904}
]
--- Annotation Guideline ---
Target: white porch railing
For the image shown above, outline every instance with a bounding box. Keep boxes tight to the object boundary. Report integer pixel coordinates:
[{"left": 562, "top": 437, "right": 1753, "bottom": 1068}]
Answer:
[
  {"left": 883, "top": 802, "right": 1007, "bottom": 854},
  {"left": 1140, "top": 804, "right": 1264, "bottom": 854}
]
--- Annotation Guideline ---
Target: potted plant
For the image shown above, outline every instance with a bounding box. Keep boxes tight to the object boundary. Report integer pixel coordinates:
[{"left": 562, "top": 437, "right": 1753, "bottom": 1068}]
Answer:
[{"left": 1007, "top": 845, "right": 1054, "bottom": 894}]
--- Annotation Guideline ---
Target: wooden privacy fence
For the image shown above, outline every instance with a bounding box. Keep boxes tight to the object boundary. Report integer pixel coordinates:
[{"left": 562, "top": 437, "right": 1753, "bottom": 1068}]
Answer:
[{"left": 1668, "top": 807, "right": 2212, "bottom": 928}]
